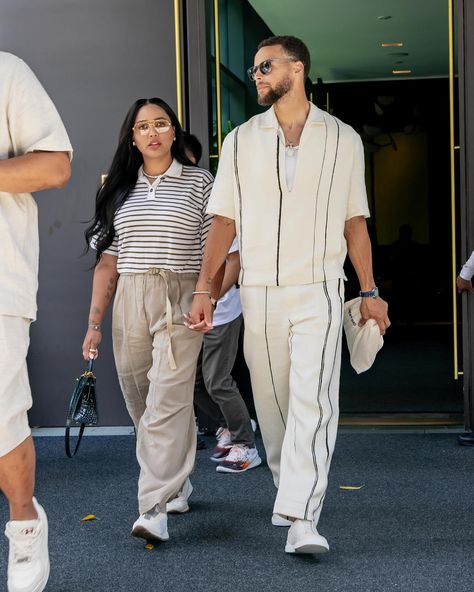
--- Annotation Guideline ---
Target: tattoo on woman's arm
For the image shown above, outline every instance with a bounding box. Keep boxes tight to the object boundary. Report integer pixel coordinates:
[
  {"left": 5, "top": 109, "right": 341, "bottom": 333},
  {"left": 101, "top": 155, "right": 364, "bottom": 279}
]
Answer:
[
  {"left": 105, "top": 276, "right": 117, "bottom": 302},
  {"left": 90, "top": 306, "right": 101, "bottom": 318}
]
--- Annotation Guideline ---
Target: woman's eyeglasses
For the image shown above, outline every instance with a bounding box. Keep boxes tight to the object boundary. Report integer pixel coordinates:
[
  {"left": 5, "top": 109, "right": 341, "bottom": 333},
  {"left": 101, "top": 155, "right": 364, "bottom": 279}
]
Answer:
[
  {"left": 247, "top": 57, "right": 298, "bottom": 81},
  {"left": 132, "top": 119, "right": 172, "bottom": 135}
]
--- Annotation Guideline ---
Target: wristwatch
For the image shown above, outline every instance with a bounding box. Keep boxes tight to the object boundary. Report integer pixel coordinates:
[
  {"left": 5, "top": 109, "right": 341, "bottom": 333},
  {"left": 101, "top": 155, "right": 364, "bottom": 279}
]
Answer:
[
  {"left": 210, "top": 296, "right": 218, "bottom": 308},
  {"left": 359, "top": 287, "right": 379, "bottom": 298}
]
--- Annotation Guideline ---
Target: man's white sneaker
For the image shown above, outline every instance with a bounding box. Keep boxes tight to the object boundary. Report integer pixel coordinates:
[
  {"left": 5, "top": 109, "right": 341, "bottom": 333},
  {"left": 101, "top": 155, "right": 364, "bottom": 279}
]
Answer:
[
  {"left": 166, "top": 479, "right": 193, "bottom": 514},
  {"left": 216, "top": 445, "right": 262, "bottom": 473},
  {"left": 131, "top": 509, "right": 169, "bottom": 542},
  {"left": 271, "top": 513, "right": 293, "bottom": 527},
  {"left": 5, "top": 497, "right": 50, "bottom": 592},
  {"left": 285, "top": 519, "right": 329, "bottom": 554}
]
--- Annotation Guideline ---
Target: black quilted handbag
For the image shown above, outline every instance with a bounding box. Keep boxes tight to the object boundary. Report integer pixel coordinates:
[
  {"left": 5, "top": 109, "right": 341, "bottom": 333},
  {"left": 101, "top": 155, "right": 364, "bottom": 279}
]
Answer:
[{"left": 65, "top": 359, "right": 98, "bottom": 457}]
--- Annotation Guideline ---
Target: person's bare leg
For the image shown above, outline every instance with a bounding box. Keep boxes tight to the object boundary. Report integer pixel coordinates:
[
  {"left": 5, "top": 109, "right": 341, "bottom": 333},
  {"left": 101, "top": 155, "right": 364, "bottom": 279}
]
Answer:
[{"left": 0, "top": 436, "right": 37, "bottom": 521}]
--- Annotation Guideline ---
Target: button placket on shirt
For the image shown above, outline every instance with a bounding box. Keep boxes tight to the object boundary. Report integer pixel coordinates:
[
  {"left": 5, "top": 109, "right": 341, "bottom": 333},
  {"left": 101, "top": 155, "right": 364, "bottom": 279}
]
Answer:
[{"left": 146, "top": 176, "right": 163, "bottom": 199}]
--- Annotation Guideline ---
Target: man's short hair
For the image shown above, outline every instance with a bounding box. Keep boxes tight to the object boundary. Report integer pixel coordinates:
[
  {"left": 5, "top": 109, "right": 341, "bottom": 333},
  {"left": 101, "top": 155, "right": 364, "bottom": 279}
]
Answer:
[{"left": 257, "top": 35, "right": 311, "bottom": 80}]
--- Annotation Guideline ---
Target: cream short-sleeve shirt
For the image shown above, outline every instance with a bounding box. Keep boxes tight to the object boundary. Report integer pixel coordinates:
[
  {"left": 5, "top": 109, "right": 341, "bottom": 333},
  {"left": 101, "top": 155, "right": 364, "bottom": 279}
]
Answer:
[
  {"left": 207, "top": 103, "right": 370, "bottom": 287},
  {"left": 0, "top": 52, "right": 73, "bottom": 320}
]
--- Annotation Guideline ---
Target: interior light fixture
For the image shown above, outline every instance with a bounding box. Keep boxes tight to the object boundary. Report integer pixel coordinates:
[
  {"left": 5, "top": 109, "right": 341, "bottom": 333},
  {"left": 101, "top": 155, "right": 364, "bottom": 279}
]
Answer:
[
  {"left": 382, "top": 42, "right": 404, "bottom": 47},
  {"left": 392, "top": 69, "right": 412, "bottom": 74},
  {"left": 377, "top": 15, "right": 392, "bottom": 20}
]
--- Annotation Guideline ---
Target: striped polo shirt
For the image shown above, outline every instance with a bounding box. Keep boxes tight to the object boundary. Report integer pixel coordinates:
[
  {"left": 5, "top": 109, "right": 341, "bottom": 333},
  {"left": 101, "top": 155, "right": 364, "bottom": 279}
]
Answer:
[{"left": 100, "top": 159, "right": 213, "bottom": 274}]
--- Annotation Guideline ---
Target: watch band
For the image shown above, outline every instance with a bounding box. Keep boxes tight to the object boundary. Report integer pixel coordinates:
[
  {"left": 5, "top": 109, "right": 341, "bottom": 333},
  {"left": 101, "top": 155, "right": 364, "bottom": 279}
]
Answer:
[
  {"left": 210, "top": 297, "right": 218, "bottom": 308},
  {"left": 359, "top": 287, "right": 379, "bottom": 298}
]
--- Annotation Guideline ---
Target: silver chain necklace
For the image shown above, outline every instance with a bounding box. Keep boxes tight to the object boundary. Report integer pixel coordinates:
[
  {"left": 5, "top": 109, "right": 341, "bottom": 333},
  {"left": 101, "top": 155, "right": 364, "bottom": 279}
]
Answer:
[{"left": 143, "top": 169, "right": 161, "bottom": 179}]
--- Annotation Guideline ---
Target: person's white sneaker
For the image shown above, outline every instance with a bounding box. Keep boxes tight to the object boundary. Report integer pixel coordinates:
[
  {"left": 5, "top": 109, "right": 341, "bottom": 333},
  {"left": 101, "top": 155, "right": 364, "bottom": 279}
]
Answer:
[
  {"left": 216, "top": 444, "right": 262, "bottom": 473},
  {"left": 271, "top": 513, "right": 293, "bottom": 527},
  {"left": 210, "top": 427, "right": 232, "bottom": 462},
  {"left": 166, "top": 479, "right": 193, "bottom": 514},
  {"left": 5, "top": 497, "right": 50, "bottom": 592},
  {"left": 285, "top": 519, "right": 329, "bottom": 554},
  {"left": 131, "top": 508, "right": 169, "bottom": 541}
]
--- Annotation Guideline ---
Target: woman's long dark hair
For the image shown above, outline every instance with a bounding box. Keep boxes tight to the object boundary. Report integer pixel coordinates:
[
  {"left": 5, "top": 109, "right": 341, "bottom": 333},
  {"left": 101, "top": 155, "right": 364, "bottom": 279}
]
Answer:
[{"left": 85, "top": 98, "right": 192, "bottom": 264}]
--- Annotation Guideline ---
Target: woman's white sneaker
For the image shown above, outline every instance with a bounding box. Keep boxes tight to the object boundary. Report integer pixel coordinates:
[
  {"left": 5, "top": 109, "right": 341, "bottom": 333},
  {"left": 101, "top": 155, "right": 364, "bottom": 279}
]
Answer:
[
  {"left": 5, "top": 497, "right": 50, "bottom": 592},
  {"left": 285, "top": 519, "right": 329, "bottom": 554},
  {"left": 131, "top": 508, "right": 169, "bottom": 541},
  {"left": 166, "top": 479, "right": 193, "bottom": 514}
]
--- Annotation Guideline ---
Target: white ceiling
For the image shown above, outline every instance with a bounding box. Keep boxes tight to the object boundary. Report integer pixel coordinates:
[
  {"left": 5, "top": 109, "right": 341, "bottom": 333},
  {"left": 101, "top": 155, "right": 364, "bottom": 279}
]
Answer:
[{"left": 248, "top": 0, "right": 452, "bottom": 83}]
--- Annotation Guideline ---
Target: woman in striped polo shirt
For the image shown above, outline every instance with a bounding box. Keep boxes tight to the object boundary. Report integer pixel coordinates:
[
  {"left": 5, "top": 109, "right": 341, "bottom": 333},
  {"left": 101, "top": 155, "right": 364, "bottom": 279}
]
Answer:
[{"left": 82, "top": 98, "right": 215, "bottom": 543}]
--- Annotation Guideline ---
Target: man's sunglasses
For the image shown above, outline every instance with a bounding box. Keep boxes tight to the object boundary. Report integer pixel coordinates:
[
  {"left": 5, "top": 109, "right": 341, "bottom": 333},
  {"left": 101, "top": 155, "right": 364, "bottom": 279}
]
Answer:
[{"left": 247, "top": 57, "right": 298, "bottom": 81}]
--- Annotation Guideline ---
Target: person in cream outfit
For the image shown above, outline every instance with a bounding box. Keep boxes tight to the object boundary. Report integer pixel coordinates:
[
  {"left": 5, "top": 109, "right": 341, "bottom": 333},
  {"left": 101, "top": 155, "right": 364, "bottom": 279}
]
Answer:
[
  {"left": 0, "top": 51, "right": 72, "bottom": 592},
  {"left": 188, "top": 35, "right": 389, "bottom": 555}
]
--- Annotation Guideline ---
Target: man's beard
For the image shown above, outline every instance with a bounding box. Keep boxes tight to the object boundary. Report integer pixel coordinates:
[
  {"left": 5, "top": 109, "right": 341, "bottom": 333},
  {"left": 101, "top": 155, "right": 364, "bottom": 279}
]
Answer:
[{"left": 257, "top": 76, "right": 292, "bottom": 106}]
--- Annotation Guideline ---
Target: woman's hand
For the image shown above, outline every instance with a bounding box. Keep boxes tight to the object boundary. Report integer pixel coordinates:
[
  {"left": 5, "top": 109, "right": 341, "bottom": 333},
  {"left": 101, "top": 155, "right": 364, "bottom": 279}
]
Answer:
[{"left": 82, "top": 328, "right": 102, "bottom": 360}]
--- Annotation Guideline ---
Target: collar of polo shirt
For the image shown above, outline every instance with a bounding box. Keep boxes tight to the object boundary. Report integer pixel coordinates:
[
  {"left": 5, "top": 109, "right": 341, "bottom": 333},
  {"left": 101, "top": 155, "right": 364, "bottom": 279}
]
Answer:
[
  {"left": 258, "top": 102, "right": 326, "bottom": 130},
  {"left": 138, "top": 158, "right": 183, "bottom": 181}
]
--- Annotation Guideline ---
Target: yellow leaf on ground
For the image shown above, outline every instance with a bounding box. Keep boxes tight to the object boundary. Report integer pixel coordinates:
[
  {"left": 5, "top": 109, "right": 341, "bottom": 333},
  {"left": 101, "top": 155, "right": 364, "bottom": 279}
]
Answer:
[
  {"left": 80, "top": 514, "right": 97, "bottom": 521},
  {"left": 144, "top": 544, "right": 155, "bottom": 550},
  {"left": 339, "top": 485, "right": 365, "bottom": 491}
]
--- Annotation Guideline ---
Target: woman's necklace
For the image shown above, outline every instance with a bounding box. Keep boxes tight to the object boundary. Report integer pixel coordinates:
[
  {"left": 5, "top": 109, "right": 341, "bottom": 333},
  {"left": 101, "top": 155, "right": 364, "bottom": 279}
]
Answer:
[{"left": 143, "top": 169, "right": 161, "bottom": 180}]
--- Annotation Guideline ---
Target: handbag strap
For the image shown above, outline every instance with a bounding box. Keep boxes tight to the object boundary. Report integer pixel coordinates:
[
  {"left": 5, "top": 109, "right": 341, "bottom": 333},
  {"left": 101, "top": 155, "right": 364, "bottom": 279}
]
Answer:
[{"left": 65, "top": 423, "right": 86, "bottom": 458}]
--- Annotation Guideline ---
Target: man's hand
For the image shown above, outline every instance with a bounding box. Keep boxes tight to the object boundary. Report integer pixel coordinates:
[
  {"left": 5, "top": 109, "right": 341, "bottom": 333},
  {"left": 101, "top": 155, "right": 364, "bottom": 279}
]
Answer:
[
  {"left": 359, "top": 297, "right": 390, "bottom": 335},
  {"left": 184, "top": 294, "right": 214, "bottom": 333},
  {"left": 456, "top": 275, "right": 474, "bottom": 294}
]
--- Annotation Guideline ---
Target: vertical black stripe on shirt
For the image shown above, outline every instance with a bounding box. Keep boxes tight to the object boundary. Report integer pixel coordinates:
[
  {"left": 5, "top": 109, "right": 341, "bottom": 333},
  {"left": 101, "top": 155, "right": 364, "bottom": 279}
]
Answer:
[
  {"left": 304, "top": 119, "right": 340, "bottom": 520},
  {"left": 233, "top": 127, "right": 244, "bottom": 284},
  {"left": 311, "top": 122, "right": 328, "bottom": 282},
  {"left": 275, "top": 135, "right": 283, "bottom": 286}
]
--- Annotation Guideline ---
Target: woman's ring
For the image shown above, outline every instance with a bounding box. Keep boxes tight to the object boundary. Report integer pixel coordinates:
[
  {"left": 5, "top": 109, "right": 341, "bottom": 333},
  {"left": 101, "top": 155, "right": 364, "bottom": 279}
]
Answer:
[{"left": 89, "top": 348, "right": 97, "bottom": 353}]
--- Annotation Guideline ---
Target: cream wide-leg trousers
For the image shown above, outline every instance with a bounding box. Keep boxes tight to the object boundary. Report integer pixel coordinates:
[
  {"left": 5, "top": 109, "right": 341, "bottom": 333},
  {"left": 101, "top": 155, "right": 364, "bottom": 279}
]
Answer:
[
  {"left": 240, "top": 279, "right": 343, "bottom": 524},
  {"left": 112, "top": 271, "right": 203, "bottom": 515}
]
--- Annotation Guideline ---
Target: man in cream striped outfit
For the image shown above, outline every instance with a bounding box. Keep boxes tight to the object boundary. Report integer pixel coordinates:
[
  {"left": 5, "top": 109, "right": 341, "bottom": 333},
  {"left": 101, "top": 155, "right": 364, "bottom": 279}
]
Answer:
[{"left": 188, "top": 35, "right": 390, "bottom": 554}]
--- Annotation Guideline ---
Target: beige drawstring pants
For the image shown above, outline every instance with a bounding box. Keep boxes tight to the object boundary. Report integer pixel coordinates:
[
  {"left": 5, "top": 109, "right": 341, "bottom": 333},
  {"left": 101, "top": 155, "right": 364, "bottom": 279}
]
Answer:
[{"left": 112, "top": 270, "right": 202, "bottom": 514}]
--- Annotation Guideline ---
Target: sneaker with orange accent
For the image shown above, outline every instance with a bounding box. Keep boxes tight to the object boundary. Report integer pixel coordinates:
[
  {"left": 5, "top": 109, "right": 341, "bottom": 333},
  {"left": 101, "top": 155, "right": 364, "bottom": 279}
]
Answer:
[
  {"left": 216, "top": 445, "right": 261, "bottom": 473},
  {"left": 210, "top": 427, "right": 232, "bottom": 462}
]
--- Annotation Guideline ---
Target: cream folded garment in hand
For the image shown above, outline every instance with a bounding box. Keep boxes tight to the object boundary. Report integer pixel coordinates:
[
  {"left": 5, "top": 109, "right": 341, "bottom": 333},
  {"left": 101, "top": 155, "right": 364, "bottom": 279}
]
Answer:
[{"left": 343, "top": 297, "right": 384, "bottom": 374}]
